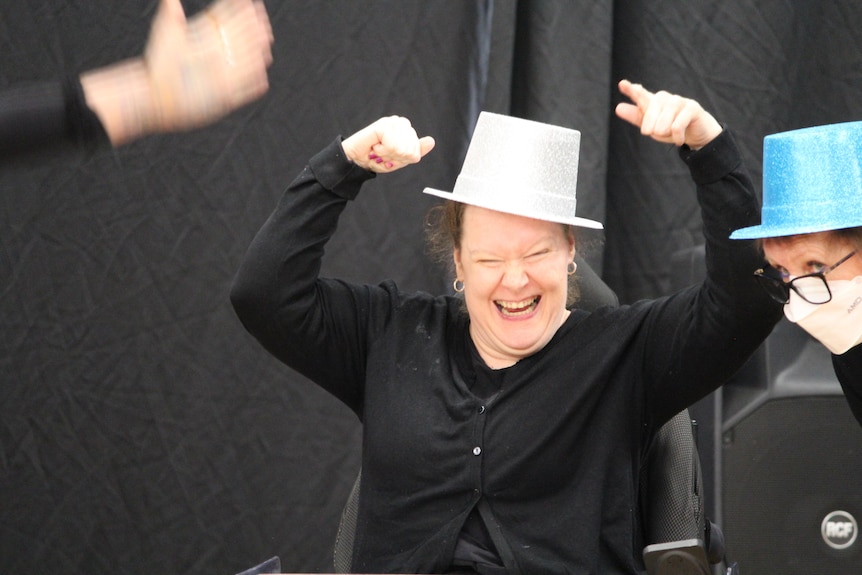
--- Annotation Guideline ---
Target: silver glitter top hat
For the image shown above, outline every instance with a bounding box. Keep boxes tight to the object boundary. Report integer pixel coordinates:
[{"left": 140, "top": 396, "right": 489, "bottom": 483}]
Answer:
[
  {"left": 731, "top": 120, "right": 862, "bottom": 239},
  {"left": 423, "top": 112, "right": 603, "bottom": 229}
]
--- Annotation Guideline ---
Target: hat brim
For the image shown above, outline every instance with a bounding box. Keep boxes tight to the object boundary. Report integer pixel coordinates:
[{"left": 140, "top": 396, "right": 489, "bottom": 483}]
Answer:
[
  {"left": 422, "top": 187, "right": 604, "bottom": 230},
  {"left": 730, "top": 219, "right": 862, "bottom": 240}
]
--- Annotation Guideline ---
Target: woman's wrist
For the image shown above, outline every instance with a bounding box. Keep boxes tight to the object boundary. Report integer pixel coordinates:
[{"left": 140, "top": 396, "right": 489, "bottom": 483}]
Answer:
[{"left": 80, "top": 57, "right": 162, "bottom": 146}]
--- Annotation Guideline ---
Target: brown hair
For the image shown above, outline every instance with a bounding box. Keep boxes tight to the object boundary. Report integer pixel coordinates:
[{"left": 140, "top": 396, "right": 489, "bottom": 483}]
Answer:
[
  {"left": 424, "top": 201, "right": 582, "bottom": 306},
  {"left": 838, "top": 226, "right": 862, "bottom": 252}
]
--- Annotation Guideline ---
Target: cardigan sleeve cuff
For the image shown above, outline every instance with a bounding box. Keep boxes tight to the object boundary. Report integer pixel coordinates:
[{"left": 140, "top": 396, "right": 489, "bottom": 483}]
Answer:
[
  {"left": 678, "top": 128, "right": 743, "bottom": 186},
  {"left": 0, "top": 77, "right": 109, "bottom": 158},
  {"left": 308, "top": 136, "right": 376, "bottom": 200},
  {"left": 64, "top": 76, "right": 110, "bottom": 151}
]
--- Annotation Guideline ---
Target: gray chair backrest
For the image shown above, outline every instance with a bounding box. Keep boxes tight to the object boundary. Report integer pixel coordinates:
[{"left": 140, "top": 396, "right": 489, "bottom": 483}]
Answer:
[
  {"left": 333, "top": 469, "right": 362, "bottom": 574},
  {"left": 641, "top": 409, "right": 706, "bottom": 544}
]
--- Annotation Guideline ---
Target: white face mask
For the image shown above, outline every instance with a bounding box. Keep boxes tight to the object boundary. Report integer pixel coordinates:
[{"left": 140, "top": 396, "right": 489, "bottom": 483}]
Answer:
[{"left": 784, "top": 275, "right": 862, "bottom": 355}]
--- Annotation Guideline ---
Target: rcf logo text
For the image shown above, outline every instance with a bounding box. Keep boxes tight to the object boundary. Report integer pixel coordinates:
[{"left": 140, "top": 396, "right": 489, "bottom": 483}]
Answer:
[{"left": 821, "top": 511, "right": 858, "bottom": 550}]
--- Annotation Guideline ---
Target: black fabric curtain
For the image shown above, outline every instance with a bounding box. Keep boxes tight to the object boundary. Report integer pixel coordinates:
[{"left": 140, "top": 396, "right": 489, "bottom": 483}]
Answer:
[{"left": 1, "top": 1, "right": 860, "bottom": 573}]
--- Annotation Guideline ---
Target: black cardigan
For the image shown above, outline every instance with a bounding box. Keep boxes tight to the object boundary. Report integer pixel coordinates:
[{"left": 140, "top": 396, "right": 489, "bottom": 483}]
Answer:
[{"left": 231, "top": 129, "right": 783, "bottom": 574}]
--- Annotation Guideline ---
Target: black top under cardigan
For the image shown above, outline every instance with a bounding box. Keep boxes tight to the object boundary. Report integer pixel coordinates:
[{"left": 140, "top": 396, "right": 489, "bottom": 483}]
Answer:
[{"left": 230, "top": 129, "right": 783, "bottom": 574}]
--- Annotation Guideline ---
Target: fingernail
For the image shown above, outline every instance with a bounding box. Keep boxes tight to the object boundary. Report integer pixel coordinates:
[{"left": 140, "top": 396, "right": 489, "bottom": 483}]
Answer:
[
  {"left": 369, "top": 153, "right": 378, "bottom": 160},
  {"left": 376, "top": 158, "right": 384, "bottom": 164},
  {"left": 385, "top": 161, "right": 394, "bottom": 168}
]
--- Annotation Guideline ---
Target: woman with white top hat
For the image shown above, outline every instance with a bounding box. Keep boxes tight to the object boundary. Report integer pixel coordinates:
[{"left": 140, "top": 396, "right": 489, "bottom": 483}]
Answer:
[
  {"left": 730, "top": 121, "right": 862, "bottom": 426},
  {"left": 230, "top": 79, "right": 781, "bottom": 574}
]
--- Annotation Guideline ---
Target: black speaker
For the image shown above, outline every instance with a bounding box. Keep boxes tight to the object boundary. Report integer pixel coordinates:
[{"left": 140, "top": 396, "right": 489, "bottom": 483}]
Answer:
[
  {"left": 670, "top": 245, "right": 862, "bottom": 574},
  {"left": 722, "top": 393, "right": 862, "bottom": 573},
  {"left": 719, "top": 321, "right": 862, "bottom": 574}
]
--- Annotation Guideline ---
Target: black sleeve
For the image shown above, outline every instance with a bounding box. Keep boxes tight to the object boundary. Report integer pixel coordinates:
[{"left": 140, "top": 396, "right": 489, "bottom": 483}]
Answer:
[
  {"left": 643, "top": 130, "right": 784, "bottom": 425},
  {"left": 0, "top": 77, "right": 109, "bottom": 160},
  {"left": 833, "top": 345, "right": 862, "bottom": 427},
  {"left": 230, "top": 137, "right": 379, "bottom": 410}
]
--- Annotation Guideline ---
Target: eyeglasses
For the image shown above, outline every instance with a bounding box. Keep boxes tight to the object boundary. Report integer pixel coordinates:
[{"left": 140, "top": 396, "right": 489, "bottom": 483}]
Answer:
[{"left": 753, "top": 250, "right": 857, "bottom": 304}]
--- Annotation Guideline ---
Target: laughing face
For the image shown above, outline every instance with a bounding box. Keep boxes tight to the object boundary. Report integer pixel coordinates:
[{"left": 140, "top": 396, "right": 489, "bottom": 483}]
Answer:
[{"left": 454, "top": 205, "right": 575, "bottom": 369}]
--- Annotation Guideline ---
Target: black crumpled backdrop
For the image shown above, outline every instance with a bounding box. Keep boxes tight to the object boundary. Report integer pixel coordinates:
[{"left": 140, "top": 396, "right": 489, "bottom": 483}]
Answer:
[{"left": 1, "top": 1, "right": 861, "bottom": 573}]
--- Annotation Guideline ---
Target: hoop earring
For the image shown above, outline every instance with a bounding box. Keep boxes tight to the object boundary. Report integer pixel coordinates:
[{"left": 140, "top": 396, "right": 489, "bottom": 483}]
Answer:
[
  {"left": 567, "top": 260, "right": 577, "bottom": 275},
  {"left": 453, "top": 278, "right": 465, "bottom": 293}
]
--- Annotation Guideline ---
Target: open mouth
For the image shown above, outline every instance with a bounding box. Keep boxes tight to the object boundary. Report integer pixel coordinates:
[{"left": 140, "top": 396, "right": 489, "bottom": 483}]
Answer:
[{"left": 495, "top": 296, "right": 541, "bottom": 317}]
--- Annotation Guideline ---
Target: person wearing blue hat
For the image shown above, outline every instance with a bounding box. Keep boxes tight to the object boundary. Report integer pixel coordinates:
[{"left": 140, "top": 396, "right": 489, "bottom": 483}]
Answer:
[
  {"left": 730, "top": 121, "right": 862, "bottom": 426},
  {"left": 231, "top": 80, "right": 780, "bottom": 574}
]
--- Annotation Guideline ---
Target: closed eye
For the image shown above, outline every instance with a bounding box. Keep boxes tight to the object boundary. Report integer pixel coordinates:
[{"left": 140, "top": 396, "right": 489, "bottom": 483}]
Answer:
[{"left": 525, "top": 249, "right": 551, "bottom": 261}]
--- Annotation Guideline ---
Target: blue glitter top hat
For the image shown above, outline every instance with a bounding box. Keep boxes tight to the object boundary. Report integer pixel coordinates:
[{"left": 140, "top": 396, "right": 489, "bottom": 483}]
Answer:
[
  {"left": 731, "top": 120, "right": 862, "bottom": 239},
  {"left": 423, "top": 112, "right": 603, "bottom": 229}
]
